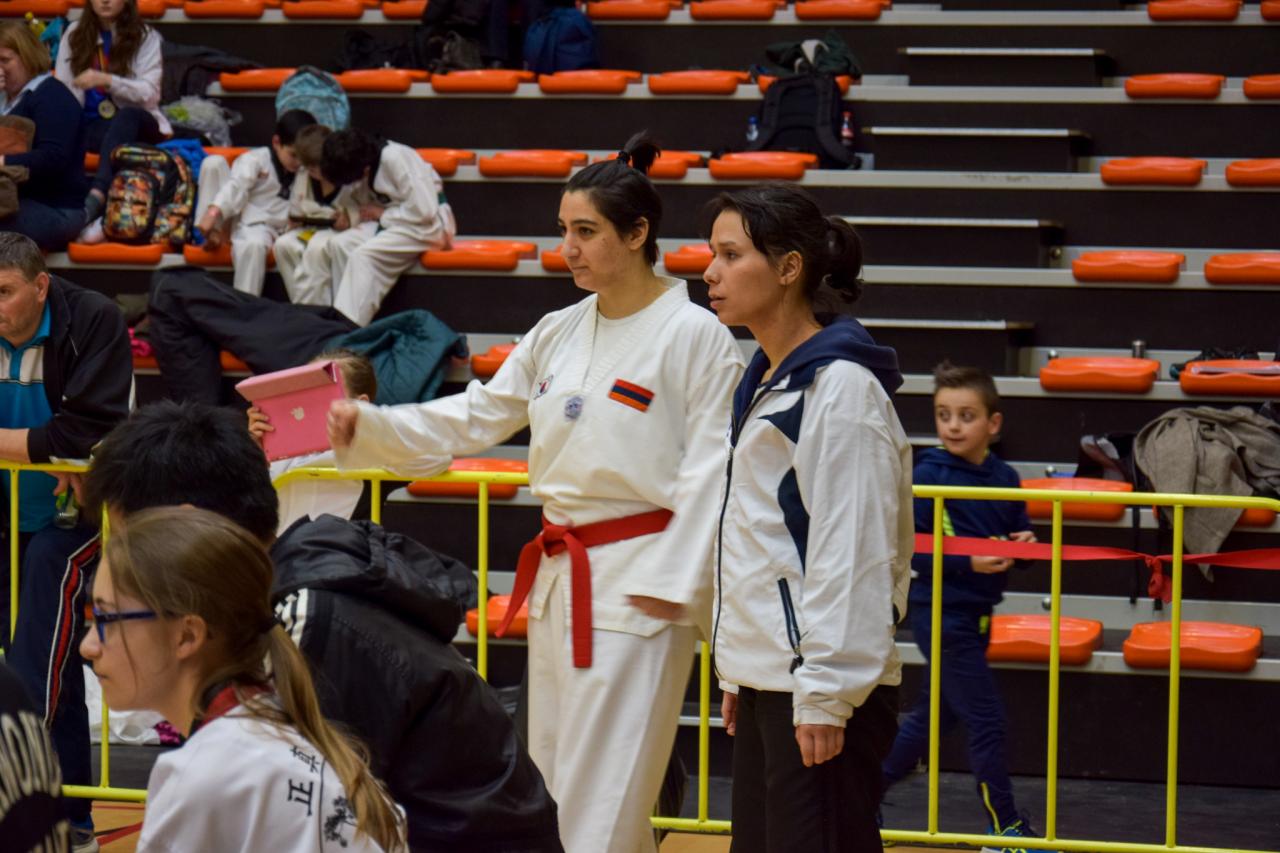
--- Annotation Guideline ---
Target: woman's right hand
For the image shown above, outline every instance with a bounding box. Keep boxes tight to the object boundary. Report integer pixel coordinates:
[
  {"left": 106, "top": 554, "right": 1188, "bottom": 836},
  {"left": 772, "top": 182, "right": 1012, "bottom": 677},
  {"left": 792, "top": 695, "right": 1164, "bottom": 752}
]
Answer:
[
  {"left": 721, "top": 692, "right": 737, "bottom": 737},
  {"left": 328, "top": 400, "right": 360, "bottom": 450},
  {"left": 246, "top": 406, "right": 272, "bottom": 448}
]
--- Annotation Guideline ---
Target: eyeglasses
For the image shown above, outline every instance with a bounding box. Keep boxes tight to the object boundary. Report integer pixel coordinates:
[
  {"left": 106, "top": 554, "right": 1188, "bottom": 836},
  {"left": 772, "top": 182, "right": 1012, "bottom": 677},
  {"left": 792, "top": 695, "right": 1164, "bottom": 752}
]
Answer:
[{"left": 86, "top": 607, "right": 157, "bottom": 644}]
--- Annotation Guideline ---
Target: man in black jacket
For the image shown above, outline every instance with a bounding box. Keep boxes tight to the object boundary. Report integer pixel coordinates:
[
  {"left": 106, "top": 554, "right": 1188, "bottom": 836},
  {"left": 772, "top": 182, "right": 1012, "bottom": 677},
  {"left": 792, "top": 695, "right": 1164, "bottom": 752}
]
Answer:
[
  {"left": 0, "top": 233, "right": 133, "bottom": 853},
  {"left": 82, "top": 401, "right": 562, "bottom": 853}
]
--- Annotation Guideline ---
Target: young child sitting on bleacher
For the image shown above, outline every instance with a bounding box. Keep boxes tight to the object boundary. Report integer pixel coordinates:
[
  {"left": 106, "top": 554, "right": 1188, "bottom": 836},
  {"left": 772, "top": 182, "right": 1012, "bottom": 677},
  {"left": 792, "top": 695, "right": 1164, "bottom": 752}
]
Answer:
[
  {"left": 273, "top": 124, "right": 375, "bottom": 307},
  {"left": 194, "top": 109, "right": 316, "bottom": 296},
  {"left": 319, "top": 128, "right": 456, "bottom": 327},
  {"left": 247, "top": 348, "right": 378, "bottom": 535},
  {"left": 881, "top": 360, "right": 1040, "bottom": 849}
]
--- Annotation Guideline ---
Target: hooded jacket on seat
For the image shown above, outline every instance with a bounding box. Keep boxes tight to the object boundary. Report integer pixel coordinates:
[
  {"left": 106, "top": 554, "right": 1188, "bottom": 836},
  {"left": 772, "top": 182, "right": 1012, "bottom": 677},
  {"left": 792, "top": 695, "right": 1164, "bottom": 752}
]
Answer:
[
  {"left": 712, "top": 316, "right": 914, "bottom": 728},
  {"left": 270, "top": 515, "right": 562, "bottom": 852}
]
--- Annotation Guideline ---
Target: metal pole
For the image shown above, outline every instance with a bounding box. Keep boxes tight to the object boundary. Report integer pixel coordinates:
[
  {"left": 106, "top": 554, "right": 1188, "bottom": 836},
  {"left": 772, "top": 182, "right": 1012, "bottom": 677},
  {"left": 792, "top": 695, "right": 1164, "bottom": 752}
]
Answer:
[
  {"left": 477, "top": 481, "right": 490, "bottom": 681},
  {"left": 1045, "top": 500, "right": 1064, "bottom": 839},
  {"left": 928, "top": 497, "right": 944, "bottom": 835},
  {"left": 1165, "top": 505, "right": 1184, "bottom": 848},
  {"left": 698, "top": 641, "right": 711, "bottom": 824}
]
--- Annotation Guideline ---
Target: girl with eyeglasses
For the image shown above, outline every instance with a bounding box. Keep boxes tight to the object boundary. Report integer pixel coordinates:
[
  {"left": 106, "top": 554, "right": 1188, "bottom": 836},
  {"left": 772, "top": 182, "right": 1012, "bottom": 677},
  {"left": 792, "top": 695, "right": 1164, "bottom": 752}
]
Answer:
[{"left": 79, "top": 506, "right": 405, "bottom": 852}]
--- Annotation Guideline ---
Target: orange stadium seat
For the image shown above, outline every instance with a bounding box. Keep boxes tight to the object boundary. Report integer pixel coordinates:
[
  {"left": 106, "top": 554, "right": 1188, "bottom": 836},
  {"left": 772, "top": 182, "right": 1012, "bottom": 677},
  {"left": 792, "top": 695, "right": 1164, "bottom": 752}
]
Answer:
[
  {"left": 431, "top": 69, "right": 534, "bottom": 93},
  {"left": 381, "top": 0, "right": 426, "bottom": 17},
  {"left": 1100, "top": 157, "right": 1206, "bottom": 186},
  {"left": 219, "top": 68, "right": 296, "bottom": 91},
  {"left": 757, "top": 74, "right": 854, "bottom": 94},
  {"left": 708, "top": 151, "right": 817, "bottom": 180},
  {"left": 1204, "top": 253, "right": 1280, "bottom": 284},
  {"left": 1262, "top": 0, "right": 1280, "bottom": 18},
  {"left": 203, "top": 146, "right": 250, "bottom": 164},
  {"left": 1177, "top": 359, "right": 1280, "bottom": 396},
  {"left": 138, "top": 0, "right": 167, "bottom": 16},
  {"left": 794, "top": 0, "right": 883, "bottom": 19},
  {"left": 647, "top": 70, "right": 749, "bottom": 95},
  {"left": 477, "top": 150, "right": 586, "bottom": 177},
  {"left": 416, "top": 148, "right": 475, "bottom": 176},
  {"left": 83, "top": 152, "right": 99, "bottom": 171},
  {"left": 1071, "top": 250, "right": 1185, "bottom": 283},
  {"left": 1146, "top": 0, "right": 1241, "bottom": 21},
  {"left": 541, "top": 246, "right": 570, "bottom": 272},
  {"left": 589, "top": 150, "right": 703, "bottom": 179},
  {"left": 1224, "top": 158, "right": 1280, "bottom": 186},
  {"left": 67, "top": 242, "right": 166, "bottom": 264},
  {"left": 471, "top": 343, "right": 516, "bottom": 377},
  {"left": 1039, "top": 357, "right": 1161, "bottom": 393},
  {"left": 1123, "top": 621, "right": 1262, "bottom": 672},
  {"left": 586, "top": 0, "right": 672, "bottom": 19},
  {"left": 467, "top": 595, "right": 529, "bottom": 637},
  {"left": 182, "top": 243, "right": 275, "bottom": 267},
  {"left": 1236, "top": 508, "right": 1277, "bottom": 527},
  {"left": 1021, "top": 477, "right": 1133, "bottom": 522},
  {"left": 281, "top": 0, "right": 365, "bottom": 17},
  {"left": 408, "top": 457, "right": 528, "bottom": 500},
  {"left": 1124, "top": 73, "right": 1224, "bottom": 99},
  {"left": 183, "top": 0, "right": 266, "bottom": 17},
  {"left": 0, "top": 0, "right": 70, "bottom": 14},
  {"left": 689, "top": 0, "right": 777, "bottom": 19},
  {"left": 221, "top": 351, "right": 250, "bottom": 371},
  {"left": 1243, "top": 75, "right": 1280, "bottom": 99},
  {"left": 336, "top": 69, "right": 417, "bottom": 92},
  {"left": 422, "top": 239, "right": 538, "bottom": 270},
  {"left": 986, "top": 615, "right": 1104, "bottom": 666},
  {"left": 538, "top": 69, "right": 642, "bottom": 95},
  {"left": 663, "top": 243, "right": 713, "bottom": 274}
]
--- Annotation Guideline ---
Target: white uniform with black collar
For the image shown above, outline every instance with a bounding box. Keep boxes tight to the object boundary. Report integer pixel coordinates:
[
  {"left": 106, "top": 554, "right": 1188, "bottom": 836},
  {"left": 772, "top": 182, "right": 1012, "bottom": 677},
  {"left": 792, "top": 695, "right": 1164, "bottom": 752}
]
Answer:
[
  {"left": 137, "top": 707, "right": 389, "bottom": 852},
  {"left": 327, "top": 141, "right": 456, "bottom": 326},
  {"left": 195, "top": 146, "right": 293, "bottom": 296},
  {"left": 336, "top": 279, "right": 743, "bottom": 853},
  {"left": 274, "top": 176, "right": 369, "bottom": 306}
]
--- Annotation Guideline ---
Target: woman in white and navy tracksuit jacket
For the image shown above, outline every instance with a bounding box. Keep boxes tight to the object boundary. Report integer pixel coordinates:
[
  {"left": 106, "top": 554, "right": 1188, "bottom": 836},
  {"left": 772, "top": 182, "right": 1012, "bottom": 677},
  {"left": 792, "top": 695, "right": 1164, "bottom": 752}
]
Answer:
[{"left": 704, "top": 185, "right": 914, "bottom": 853}]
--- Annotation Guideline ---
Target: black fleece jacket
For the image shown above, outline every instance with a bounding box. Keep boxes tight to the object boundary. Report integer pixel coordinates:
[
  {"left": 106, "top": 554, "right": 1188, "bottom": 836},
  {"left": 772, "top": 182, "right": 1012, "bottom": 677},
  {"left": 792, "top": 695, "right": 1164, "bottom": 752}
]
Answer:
[{"left": 27, "top": 276, "right": 133, "bottom": 463}]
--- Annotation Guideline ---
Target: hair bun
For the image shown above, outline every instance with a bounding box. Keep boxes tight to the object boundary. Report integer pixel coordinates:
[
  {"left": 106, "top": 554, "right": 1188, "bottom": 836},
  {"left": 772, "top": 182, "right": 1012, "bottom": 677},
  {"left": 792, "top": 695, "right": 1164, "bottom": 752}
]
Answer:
[{"left": 620, "top": 131, "right": 661, "bottom": 176}]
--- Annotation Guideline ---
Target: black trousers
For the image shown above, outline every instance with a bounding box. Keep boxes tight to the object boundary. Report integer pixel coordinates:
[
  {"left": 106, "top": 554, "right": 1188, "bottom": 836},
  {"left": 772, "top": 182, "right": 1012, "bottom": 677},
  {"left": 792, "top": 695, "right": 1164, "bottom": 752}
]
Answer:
[
  {"left": 85, "top": 107, "right": 164, "bottom": 195},
  {"left": 730, "top": 684, "right": 899, "bottom": 853},
  {"left": 148, "top": 266, "right": 356, "bottom": 405}
]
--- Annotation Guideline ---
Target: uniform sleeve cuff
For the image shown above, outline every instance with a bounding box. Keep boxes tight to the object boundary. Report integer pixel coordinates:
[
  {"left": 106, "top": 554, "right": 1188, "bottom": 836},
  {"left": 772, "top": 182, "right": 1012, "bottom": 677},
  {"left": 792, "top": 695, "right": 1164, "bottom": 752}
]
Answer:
[{"left": 793, "top": 703, "right": 850, "bottom": 728}]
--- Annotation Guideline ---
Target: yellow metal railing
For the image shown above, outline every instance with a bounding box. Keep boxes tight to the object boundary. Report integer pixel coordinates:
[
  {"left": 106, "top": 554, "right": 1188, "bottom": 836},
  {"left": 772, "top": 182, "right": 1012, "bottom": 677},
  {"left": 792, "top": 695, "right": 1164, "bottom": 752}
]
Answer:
[{"left": 6, "top": 462, "right": 1276, "bottom": 849}]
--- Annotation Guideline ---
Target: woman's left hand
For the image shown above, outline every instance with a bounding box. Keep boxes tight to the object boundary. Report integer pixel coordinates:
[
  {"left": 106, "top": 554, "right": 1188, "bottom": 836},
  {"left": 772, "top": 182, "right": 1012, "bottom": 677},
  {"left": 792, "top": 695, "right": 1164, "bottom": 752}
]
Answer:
[
  {"left": 627, "top": 595, "right": 685, "bottom": 621},
  {"left": 795, "top": 724, "right": 844, "bottom": 767},
  {"left": 74, "top": 70, "right": 111, "bottom": 91}
]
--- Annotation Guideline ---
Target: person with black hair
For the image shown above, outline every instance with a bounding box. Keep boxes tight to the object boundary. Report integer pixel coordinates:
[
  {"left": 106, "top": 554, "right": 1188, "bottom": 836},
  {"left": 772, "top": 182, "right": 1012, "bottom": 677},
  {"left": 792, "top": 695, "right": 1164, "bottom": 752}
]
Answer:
[
  {"left": 319, "top": 128, "right": 456, "bottom": 326},
  {"left": 81, "top": 401, "right": 564, "bottom": 852},
  {"left": 193, "top": 109, "right": 317, "bottom": 295},
  {"left": 704, "top": 184, "right": 912, "bottom": 852},
  {"left": 327, "top": 133, "right": 744, "bottom": 852}
]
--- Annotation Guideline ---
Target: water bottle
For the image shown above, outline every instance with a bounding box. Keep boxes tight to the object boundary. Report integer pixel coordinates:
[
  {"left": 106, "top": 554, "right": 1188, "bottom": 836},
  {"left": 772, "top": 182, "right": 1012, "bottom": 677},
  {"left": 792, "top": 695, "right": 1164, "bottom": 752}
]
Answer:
[
  {"left": 745, "top": 116, "right": 759, "bottom": 144},
  {"left": 840, "top": 111, "right": 855, "bottom": 150},
  {"left": 54, "top": 490, "right": 79, "bottom": 530}
]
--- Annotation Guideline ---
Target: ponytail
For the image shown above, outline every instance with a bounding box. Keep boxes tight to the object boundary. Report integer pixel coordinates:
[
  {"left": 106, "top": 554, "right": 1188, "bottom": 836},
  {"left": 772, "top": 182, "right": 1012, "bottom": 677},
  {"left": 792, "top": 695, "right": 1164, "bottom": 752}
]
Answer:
[
  {"left": 703, "top": 184, "right": 864, "bottom": 309},
  {"left": 262, "top": 625, "right": 405, "bottom": 850},
  {"left": 563, "top": 131, "right": 664, "bottom": 265}
]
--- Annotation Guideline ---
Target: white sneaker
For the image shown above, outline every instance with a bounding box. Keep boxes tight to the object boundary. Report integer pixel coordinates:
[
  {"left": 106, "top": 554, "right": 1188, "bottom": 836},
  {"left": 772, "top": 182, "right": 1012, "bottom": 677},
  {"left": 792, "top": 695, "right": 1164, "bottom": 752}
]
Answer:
[
  {"left": 77, "top": 217, "right": 106, "bottom": 245},
  {"left": 70, "top": 825, "right": 100, "bottom": 853}
]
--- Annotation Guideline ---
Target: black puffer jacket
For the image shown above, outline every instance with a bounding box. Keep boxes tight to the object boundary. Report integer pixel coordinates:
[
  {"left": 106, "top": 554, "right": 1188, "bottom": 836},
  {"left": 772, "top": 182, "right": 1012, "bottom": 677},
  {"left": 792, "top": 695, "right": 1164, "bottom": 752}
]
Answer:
[{"left": 271, "top": 515, "right": 562, "bottom": 852}]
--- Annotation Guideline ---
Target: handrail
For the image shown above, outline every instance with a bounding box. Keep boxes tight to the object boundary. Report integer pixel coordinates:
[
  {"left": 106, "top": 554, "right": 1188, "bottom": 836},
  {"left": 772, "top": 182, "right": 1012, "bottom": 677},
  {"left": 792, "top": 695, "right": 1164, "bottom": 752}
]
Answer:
[{"left": 6, "top": 461, "right": 1274, "bottom": 851}]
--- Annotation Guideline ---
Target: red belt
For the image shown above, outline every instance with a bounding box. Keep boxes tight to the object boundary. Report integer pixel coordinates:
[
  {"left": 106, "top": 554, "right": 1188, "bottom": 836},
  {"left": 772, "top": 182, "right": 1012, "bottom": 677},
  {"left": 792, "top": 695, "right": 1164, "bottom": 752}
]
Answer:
[{"left": 497, "top": 508, "right": 673, "bottom": 667}]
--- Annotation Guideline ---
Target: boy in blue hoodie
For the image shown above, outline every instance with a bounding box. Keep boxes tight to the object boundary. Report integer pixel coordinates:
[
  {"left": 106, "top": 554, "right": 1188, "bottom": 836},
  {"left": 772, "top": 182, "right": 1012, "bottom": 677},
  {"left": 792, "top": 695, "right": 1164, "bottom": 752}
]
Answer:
[{"left": 882, "top": 361, "right": 1039, "bottom": 849}]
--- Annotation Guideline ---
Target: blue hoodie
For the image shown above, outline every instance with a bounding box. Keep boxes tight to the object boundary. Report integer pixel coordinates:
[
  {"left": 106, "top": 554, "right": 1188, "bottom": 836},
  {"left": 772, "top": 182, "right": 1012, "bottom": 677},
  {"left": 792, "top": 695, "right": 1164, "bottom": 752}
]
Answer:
[
  {"left": 910, "top": 447, "right": 1030, "bottom": 610},
  {"left": 730, "top": 314, "right": 903, "bottom": 433}
]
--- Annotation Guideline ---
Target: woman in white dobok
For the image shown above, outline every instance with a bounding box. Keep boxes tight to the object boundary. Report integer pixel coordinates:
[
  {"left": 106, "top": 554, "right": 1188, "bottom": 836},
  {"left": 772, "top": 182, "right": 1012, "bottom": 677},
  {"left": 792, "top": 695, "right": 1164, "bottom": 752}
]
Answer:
[{"left": 327, "top": 134, "right": 744, "bottom": 853}]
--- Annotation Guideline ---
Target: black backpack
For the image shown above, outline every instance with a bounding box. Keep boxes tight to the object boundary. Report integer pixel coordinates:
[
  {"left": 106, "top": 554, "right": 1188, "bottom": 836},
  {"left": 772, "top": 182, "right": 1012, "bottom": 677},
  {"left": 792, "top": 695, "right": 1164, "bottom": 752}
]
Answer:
[{"left": 747, "top": 73, "right": 856, "bottom": 169}]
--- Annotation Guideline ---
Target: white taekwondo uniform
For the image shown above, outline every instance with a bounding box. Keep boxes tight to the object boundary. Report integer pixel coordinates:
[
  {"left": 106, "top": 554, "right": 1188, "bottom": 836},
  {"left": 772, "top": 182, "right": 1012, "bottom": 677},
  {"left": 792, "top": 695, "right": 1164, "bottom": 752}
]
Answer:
[
  {"left": 274, "top": 176, "right": 375, "bottom": 307},
  {"left": 327, "top": 141, "right": 456, "bottom": 327},
  {"left": 137, "top": 698, "right": 390, "bottom": 853},
  {"left": 336, "top": 279, "right": 743, "bottom": 853},
  {"left": 195, "top": 146, "right": 293, "bottom": 296}
]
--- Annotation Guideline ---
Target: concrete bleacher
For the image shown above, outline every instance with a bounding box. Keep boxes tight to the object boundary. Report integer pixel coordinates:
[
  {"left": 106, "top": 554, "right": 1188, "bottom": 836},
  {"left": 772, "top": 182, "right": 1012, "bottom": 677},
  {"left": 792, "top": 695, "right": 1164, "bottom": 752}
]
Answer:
[{"left": 36, "top": 0, "right": 1280, "bottom": 804}]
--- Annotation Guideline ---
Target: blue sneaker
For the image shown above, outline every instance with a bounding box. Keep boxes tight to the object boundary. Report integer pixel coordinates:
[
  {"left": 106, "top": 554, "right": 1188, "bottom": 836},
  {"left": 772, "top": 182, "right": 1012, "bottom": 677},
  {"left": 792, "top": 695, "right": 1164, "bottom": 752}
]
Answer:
[{"left": 981, "top": 817, "right": 1051, "bottom": 853}]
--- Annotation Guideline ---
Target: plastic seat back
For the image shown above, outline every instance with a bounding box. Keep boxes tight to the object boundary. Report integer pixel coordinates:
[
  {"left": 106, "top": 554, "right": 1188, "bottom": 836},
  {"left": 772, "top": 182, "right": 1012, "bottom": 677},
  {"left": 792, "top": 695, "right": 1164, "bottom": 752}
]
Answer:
[
  {"left": 1071, "top": 250, "right": 1185, "bottom": 283},
  {"left": 1178, "top": 359, "right": 1280, "bottom": 396},
  {"left": 408, "top": 457, "right": 528, "bottom": 500},
  {"left": 1123, "top": 621, "right": 1261, "bottom": 672},
  {"left": 1039, "top": 357, "right": 1160, "bottom": 394},
  {"left": 663, "top": 244, "right": 713, "bottom": 274},
  {"left": 1021, "top": 477, "right": 1133, "bottom": 522},
  {"left": 467, "top": 594, "right": 529, "bottom": 637},
  {"left": 987, "top": 614, "right": 1104, "bottom": 666}
]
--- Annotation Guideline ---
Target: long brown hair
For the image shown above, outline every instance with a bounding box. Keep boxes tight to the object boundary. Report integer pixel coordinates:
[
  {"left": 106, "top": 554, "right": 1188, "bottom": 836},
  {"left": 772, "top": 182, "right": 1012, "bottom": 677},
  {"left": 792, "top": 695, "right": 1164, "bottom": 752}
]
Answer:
[
  {"left": 69, "top": 0, "right": 147, "bottom": 77},
  {"left": 104, "top": 507, "right": 405, "bottom": 850}
]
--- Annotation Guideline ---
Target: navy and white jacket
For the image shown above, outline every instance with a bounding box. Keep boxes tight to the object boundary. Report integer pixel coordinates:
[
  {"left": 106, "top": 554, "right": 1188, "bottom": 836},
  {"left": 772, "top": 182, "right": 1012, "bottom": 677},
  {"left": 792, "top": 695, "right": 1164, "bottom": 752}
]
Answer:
[{"left": 712, "top": 316, "right": 914, "bottom": 727}]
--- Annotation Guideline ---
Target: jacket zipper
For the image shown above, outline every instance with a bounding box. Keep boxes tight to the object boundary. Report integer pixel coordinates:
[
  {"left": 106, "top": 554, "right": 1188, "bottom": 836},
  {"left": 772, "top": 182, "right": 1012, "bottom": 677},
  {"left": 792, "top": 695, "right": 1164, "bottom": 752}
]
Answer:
[{"left": 777, "top": 578, "right": 805, "bottom": 673}]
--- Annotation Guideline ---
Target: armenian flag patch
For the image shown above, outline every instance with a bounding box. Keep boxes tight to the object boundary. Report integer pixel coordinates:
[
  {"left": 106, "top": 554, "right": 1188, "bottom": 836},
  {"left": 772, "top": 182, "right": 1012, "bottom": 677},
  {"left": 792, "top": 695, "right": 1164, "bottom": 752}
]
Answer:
[{"left": 608, "top": 379, "right": 655, "bottom": 412}]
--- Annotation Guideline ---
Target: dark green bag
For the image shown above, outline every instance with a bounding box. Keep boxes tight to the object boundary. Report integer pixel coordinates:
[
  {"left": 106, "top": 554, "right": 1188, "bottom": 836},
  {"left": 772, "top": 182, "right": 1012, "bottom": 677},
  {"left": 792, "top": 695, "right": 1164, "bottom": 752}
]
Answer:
[{"left": 762, "top": 29, "right": 861, "bottom": 78}]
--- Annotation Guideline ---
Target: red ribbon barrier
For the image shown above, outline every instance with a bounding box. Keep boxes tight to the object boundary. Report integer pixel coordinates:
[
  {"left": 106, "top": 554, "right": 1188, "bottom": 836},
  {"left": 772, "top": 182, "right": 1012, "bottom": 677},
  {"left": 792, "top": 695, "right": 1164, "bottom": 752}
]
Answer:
[{"left": 913, "top": 534, "right": 1280, "bottom": 602}]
